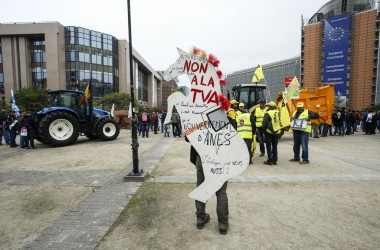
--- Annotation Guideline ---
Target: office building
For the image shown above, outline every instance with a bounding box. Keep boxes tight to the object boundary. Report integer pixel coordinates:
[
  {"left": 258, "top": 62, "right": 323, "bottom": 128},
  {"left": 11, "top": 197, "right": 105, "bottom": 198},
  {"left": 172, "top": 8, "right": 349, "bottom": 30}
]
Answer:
[
  {"left": 226, "top": 0, "right": 380, "bottom": 110},
  {"left": 0, "top": 22, "right": 161, "bottom": 108}
]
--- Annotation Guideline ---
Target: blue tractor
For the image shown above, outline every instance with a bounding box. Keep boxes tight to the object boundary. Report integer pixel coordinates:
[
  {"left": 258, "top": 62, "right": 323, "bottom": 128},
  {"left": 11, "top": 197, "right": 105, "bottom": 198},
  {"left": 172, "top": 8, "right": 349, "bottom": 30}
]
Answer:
[{"left": 36, "top": 90, "right": 120, "bottom": 146}]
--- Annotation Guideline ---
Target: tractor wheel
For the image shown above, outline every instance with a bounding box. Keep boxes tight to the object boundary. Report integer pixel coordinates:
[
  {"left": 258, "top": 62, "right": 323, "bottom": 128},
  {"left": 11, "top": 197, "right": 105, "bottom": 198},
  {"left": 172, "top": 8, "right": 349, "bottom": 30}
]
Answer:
[
  {"left": 96, "top": 119, "right": 120, "bottom": 141},
  {"left": 39, "top": 111, "right": 80, "bottom": 147}
]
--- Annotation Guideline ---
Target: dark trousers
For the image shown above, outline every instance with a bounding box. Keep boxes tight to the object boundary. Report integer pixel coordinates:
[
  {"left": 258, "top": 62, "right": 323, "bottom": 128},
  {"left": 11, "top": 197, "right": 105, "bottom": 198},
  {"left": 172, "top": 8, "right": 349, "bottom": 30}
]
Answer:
[
  {"left": 243, "top": 138, "right": 253, "bottom": 163},
  {"left": 265, "top": 133, "right": 279, "bottom": 162},
  {"left": 9, "top": 130, "right": 17, "bottom": 146},
  {"left": 293, "top": 131, "right": 309, "bottom": 161},
  {"left": 195, "top": 156, "right": 228, "bottom": 224},
  {"left": 28, "top": 129, "right": 36, "bottom": 148},
  {"left": 141, "top": 123, "right": 149, "bottom": 137},
  {"left": 256, "top": 127, "right": 265, "bottom": 154},
  {"left": 172, "top": 123, "right": 181, "bottom": 137}
]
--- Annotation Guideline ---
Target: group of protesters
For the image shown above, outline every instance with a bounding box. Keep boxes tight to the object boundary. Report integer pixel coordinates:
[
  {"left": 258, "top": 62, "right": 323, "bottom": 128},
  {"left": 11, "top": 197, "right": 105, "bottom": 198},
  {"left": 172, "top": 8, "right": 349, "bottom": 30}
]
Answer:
[
  {"left": 311, "top": 107, "right": 379, "bottom": 138},
  {"left": 135, "top": 108, "right": 182, "bottom": 138},
  {"left": 0, "top": 109, "right": 37, "bottom": 148}
]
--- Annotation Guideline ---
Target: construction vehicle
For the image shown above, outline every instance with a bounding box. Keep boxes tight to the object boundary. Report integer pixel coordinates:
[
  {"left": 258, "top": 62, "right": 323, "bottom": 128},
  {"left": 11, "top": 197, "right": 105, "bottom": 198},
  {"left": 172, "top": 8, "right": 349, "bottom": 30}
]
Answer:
[
  {"left": 231, "top": 83, "right": 335, "bottom": 126},
  {"left": 231, "top": 83, "right": 267, "bottom": 113},
  {"left": 36, "top": 90, "right": 120, "bottom": 147},
  {"left": 278, "top": 83, "right": 335, "bottom": 126}
]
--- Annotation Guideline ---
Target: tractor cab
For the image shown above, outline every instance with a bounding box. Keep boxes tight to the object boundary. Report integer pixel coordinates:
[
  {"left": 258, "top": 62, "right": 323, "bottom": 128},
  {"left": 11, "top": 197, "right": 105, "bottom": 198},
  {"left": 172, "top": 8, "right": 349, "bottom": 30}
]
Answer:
[
  {"left": 232, "top": 83, "right": 267, "bottom": 112},
  {"left": 47, "top": 90, "right": 87, "bottom": 121}
]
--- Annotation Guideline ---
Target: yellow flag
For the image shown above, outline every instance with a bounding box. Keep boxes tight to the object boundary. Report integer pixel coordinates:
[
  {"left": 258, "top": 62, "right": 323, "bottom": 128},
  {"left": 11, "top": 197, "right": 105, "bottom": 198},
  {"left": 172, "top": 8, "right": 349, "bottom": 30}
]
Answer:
[
  {"left": 273, "top": 99, "right": 291, "bottom": 131},
  {"left": 252, "top": 64, "right": 264, "bottom": 83}
]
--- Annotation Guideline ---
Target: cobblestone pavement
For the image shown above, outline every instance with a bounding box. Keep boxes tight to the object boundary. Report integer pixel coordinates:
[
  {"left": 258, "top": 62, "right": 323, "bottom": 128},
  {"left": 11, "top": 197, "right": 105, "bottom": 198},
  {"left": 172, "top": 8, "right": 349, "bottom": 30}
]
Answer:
[
  {"left": 0, "top": 130, "right": 379, "bottom": 249},
  {"left": 0, "top": 131, "right": 173, "bottom": 250}
]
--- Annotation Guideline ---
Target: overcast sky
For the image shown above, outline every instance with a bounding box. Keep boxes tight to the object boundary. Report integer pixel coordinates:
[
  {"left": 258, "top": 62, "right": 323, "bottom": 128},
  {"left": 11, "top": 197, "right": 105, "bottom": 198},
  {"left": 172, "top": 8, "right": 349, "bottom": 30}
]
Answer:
[{"left": 1, "top": 0, "right": 328, "bottom": 74}]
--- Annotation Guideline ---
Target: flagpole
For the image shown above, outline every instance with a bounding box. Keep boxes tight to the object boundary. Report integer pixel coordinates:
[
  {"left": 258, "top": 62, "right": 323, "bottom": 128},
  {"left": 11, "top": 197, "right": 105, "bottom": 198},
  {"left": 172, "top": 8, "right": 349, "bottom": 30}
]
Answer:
[{"left": 125, "top": 0, "right": 142, "bottom": 178}]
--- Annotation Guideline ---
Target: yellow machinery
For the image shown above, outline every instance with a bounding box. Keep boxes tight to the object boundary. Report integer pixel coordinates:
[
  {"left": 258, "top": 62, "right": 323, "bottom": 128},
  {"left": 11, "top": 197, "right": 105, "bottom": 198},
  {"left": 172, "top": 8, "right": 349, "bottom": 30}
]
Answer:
[{"left": 277, "top": 83, "right": 335, "bottom": 125}]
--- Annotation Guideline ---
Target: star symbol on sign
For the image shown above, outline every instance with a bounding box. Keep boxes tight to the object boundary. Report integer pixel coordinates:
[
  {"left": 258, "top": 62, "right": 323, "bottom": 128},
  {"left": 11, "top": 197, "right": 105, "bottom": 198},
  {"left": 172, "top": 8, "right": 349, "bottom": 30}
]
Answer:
[{"left": 328, "top": 27, "right": 345, "bottom": 41}]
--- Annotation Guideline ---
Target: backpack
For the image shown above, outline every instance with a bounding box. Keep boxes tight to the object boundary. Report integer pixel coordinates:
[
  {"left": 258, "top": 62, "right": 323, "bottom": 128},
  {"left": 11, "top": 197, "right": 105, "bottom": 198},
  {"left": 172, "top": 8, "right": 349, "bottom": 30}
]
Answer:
[{"left": 141, "top": 112, "right": 148, "bottom": 122}]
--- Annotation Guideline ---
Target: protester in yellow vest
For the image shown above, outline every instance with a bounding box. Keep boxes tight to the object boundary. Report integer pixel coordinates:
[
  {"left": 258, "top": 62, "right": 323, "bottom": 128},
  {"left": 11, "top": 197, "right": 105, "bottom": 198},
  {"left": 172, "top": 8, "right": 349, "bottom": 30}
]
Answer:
[
  {"left": 237, "top": 108, "right": 256, "bottom": 164},
  {"left": 262, "top": 101, "right": 283, "bottom": 165},
  {"left": 236, "top": 102, "right": 245, "bottom": 117},
  {"left": 252, "top": 100, "right": 267, "bottom": 157},
  {"left": 227, "top": 100, "right": 238, "bottom": 129},
  {"left": 289, "top": 102, "right": 319, "bottom": 164}
]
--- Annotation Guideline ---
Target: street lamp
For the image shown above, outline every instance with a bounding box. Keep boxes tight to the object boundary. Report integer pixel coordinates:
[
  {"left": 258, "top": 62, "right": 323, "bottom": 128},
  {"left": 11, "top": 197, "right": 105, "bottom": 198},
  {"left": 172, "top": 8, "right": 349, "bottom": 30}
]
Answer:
[{"left": 125, "top": 0, "right": 143, "bottom": 180}]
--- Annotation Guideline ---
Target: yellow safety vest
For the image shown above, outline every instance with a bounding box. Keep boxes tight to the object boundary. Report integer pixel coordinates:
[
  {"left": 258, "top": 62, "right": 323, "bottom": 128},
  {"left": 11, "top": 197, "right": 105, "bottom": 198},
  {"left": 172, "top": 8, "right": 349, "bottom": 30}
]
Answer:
[
  {"left": 266, "top": 110, "right": 281, "bottom": 134},
  {"left": 289, "top": 110, "right": 311, "bottom": 133},
  {"left": 237, "top": 113, "right": 253, "bottom": 139},
  {"left": 236, "top": 110, "right": 243, "bottom": 118},
  {"left": 227, "top": 108, "right": 237, "bottom": 120},
  {"left": 254, "top": 107, "right": 266, "bottom": 128}
]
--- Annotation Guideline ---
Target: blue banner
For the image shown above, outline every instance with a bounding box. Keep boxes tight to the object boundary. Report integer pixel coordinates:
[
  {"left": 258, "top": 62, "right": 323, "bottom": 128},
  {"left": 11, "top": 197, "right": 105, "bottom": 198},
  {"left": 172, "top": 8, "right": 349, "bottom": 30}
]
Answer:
[{"left": 323, "top": 13, "right": 350, "bottom": 102}]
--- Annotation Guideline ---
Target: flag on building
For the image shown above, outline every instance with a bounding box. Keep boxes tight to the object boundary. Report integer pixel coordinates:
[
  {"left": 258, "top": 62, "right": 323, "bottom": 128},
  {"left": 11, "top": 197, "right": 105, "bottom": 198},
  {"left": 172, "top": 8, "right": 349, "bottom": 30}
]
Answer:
[
  {"left": 110, "top": 103, "right": 115, "bottom": 117},
  {"left": 252, "top": 64, "right": 265, "bottom": 83},
  {"left": 79, "top": 82, "right": 91, "bottom": 105},
  {"left": 11, "top": 90, "right": 20, "bottom": 117}
]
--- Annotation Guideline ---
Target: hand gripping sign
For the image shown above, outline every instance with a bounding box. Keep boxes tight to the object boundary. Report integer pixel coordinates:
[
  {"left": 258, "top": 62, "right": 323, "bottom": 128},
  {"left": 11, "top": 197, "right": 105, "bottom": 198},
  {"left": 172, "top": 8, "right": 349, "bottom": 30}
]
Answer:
[{"left": 163, "top": 47, "right": 249, "bottom": 203}]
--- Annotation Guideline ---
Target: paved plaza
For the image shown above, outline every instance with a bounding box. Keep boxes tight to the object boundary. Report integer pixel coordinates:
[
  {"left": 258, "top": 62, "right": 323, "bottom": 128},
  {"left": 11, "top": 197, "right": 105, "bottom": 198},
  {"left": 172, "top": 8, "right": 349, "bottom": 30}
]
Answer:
[{"left": 0, "top": 130, "right": 379, "bottom": 249}]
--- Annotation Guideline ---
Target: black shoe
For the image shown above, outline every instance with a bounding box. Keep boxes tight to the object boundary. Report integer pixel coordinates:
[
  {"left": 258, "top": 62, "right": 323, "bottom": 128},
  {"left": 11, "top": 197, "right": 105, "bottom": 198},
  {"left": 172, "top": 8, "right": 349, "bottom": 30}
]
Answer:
[
  {"left": 197, "top": 214, "right": 210, "bottom": 229},
  {"left": 10, "top": 145, "right": 17, "bottom": 148},
  {"left": 259, "top": 153, "right": 265, "bottom": 157},
  {"left": 299, "top": 160, "right": 309, "bottom": 164},
  {"left": 289, "top": 158, "right": 299, "bottom": 162},
  {"left": 219, "top": 222, "right": 229, "bottom": 235},
  {"left": 273, "top": 161, "right": 277, "bottom": 165},
  {"left": 264, "top": 160, "right": 273, "bottom": 165}
]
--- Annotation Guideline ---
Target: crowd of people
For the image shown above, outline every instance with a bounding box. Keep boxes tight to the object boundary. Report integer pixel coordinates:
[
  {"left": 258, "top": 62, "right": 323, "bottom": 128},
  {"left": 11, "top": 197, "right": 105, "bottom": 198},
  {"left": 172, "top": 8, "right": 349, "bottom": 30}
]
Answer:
[
  {"left": 0, "top": 109, "right": 37, "bottom": 148},
  {"left": 311, "top": 108, "right": 380, "bottom": 138},
  {"left": 134, "top": 108, "right": 182, "bottom": 138}
]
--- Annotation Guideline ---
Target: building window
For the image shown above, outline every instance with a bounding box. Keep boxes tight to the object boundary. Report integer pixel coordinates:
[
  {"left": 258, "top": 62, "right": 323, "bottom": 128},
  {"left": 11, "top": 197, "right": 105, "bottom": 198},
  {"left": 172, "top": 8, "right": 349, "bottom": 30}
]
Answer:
[
  {"left": 0, "top": 41, "right": 3, "bottom": 94},
  {"left": 138, "top": 68, "right": 148, "bottom": 102},
  {"left": 65, "top": 26, "right": 118, "bottom": 96},
  {"left": 30, "top": 37, "right": 46, "bottom": 89}
]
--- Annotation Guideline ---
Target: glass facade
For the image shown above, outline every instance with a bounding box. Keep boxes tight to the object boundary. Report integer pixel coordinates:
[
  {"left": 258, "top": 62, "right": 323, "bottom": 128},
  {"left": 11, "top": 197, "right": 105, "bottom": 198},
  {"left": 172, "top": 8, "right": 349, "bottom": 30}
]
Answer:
[
  {"left": 0, "top": 40, "right": 3, "bottom": 94},
  {"left": 138, "top": 68, "right": 148, "bottom": 102},
  {"left": 226, "top": 57, "right": 301, "bottom": 102},
  {"left": 30, "top": 38, "right": 47, "bottom": 89},
  {"left": 308, "top": 0, "right": 375, "bottom": 24},
  {"left": 65, "top": 26, "right": 119, "bottom": 99}
]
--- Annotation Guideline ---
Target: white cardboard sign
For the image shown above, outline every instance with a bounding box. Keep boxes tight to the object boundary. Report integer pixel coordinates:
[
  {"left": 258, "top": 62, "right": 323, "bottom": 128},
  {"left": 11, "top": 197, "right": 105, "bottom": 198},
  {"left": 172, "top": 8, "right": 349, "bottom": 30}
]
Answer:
[{"left": 164, "top": 48, "right": 249, "bottom": 203}]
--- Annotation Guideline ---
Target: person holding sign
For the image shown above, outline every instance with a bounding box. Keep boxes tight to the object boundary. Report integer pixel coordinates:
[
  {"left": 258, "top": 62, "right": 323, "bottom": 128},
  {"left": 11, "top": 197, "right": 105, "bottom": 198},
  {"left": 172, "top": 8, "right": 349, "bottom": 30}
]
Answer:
[
  {"left": 262, "top": 101, "right": 283, "bottom": 165},
  {"left": 289, "top": 102, "right": 319, "bottom": 164}
]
